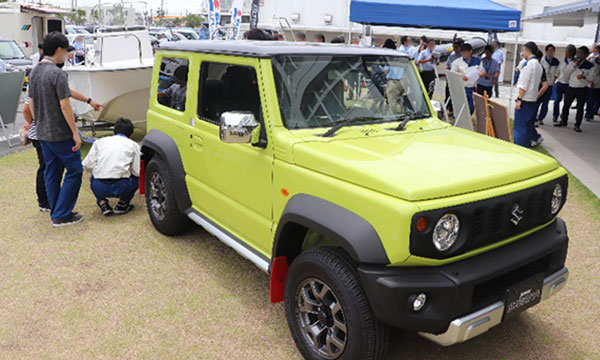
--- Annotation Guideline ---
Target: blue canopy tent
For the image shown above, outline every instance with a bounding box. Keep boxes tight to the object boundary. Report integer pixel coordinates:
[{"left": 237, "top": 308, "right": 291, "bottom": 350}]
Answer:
[
  {"left": 349, "top": 0, "right": 521, "bottom": 32},
  {"left": 349, "top": 0, "right": 523, "bottom": 120}
]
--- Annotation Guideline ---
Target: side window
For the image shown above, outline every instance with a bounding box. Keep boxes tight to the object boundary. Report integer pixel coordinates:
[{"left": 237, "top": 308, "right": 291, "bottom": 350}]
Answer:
[
  {"left": 157, "top": 57, "right": 189, "bottom": 112},
  {"left": 198, "top": 62, "right": 261, "bottom": 125}
]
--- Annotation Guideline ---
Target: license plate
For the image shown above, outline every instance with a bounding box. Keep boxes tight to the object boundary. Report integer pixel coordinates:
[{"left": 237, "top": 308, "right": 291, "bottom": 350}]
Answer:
[{"left": 503, "top": 274, "right": 543, "bottom": 320}]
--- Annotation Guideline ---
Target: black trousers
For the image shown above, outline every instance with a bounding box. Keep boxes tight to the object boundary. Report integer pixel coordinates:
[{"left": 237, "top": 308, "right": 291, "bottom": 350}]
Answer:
[
  {"left": 31, "top": 139, "right": 49, "bottom": 208},
  {"left": 420, "top": 70, "right": 436, "bottom": 97},
  {"left": 476, "top": 84, "right": 493, "bottom": 97},
  {"left": 561, "top": 87, "right": 588, "bottom": 127}
]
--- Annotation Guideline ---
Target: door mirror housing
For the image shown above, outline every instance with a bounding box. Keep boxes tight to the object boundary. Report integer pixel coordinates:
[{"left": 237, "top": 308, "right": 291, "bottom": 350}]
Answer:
[{"left": 219, "top": 111, "right": 260, "bottom": 144}]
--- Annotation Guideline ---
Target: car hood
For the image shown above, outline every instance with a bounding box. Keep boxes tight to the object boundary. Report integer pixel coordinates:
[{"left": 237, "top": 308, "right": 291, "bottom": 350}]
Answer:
[
  {"left": 5, "top": 58, "right": 32, "bottom": 67},
  {"left": 291, "top": 126, "right": 559, "bottom": 201}
]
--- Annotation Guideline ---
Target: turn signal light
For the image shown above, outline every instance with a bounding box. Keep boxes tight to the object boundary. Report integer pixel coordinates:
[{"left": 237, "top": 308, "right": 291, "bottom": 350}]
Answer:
[{"left": 416, "top": 217, "right": 428, "bottom": 232}]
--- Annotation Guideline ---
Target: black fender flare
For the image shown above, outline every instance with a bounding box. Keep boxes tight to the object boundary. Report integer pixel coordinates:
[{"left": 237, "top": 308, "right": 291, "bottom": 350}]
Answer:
[
  {"left": 141, "top": 129, "right": 192, "bottom": 213},
  {"left": 273, "top": 194, "right": 390, "bottom": 265}
]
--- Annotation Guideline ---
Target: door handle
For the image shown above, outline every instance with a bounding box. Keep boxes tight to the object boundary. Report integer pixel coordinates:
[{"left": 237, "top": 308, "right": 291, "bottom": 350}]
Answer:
[{"left": 191, "top": 134, "right": 203, "bottom": 150}]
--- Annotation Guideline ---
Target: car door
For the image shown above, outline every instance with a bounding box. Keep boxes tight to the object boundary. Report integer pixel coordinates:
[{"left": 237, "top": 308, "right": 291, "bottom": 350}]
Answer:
[{"left": 185, "top": 54, "right": 273, "bottom": 258}]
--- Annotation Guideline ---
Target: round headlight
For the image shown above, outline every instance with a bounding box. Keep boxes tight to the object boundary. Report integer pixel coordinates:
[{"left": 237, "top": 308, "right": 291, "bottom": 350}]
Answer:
[
  {"left": 551, "top": 184, "right": 563, "bottom": 214},
  {"left": 432, "top": 213, "right": 460, "bottom": 252}
]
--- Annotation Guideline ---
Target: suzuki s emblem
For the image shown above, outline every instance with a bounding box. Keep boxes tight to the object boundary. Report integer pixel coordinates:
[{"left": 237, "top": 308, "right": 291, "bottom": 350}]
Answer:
[{"left": 511, "top": 204, "right": 524, "bottom": 226}]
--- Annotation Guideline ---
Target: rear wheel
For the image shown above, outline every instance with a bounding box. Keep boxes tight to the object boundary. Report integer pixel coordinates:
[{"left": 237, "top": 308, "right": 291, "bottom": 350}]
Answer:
[
  {"left": 284, "top": 247, "right": 388, "bottom": 360},
  {"left": 145, "top": 156, "right": 190, "bottom": 235}
]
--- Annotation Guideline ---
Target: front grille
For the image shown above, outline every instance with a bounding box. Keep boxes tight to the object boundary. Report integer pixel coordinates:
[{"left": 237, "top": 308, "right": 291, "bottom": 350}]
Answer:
[
  {"left": 471, "top": 254, "right": 554, "bottom": 310},
  {"left": 410, "top": 175, "right": 568, "bottom": 259}
]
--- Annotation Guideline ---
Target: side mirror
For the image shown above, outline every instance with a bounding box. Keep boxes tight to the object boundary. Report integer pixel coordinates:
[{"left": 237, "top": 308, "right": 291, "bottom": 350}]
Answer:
[{"left": 219, "top": 111, "right": 260, "bottom": 144}]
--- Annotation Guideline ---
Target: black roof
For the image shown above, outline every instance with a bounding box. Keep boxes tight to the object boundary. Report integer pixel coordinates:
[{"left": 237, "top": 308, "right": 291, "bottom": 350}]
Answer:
[{"left": 157, "top": 40, "right": 410, "bottom": 58}]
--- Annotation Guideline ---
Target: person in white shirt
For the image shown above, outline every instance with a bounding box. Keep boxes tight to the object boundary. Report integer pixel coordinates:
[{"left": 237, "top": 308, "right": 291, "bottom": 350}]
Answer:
[
  {"left": 514, "top": 42, "right": 543, "bottom": 148},
  {"left": 585, "top": 56, "right": 600, "bottom": 121},
  {"left": 552, "top": 44, "right": 576, "bottom": 123},
  {"left": 557, "top": 46, "right": 594, "bottom": 132},
  {"left": 491, "top": 40, "right": 504, "bottom": 97},
  {"left": 82, "top": 118, "right": 141, "bottom": 216},
  {"left": 585, "top": 44, "right": 600, "bottom": 121},
  {"left": 536, "top": 44, "right": 560, "bottom": 125},
  {"left": 417, "top": 38, "right": 437, "bottom": 97},
  {"left": 398, "top": 36, "right": 417, "bottom": 59},
  {"left": 451, "top": 43, "right": 483, "bottom": 114}
]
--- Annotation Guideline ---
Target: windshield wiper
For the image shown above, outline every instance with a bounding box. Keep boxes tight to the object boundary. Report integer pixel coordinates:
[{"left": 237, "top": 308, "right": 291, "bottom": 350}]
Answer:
[
  {"left": 391, "top": 112, "right": 430, "bottom": 131},
  {"left": 320, "top": 116, "right": 385, "bottom": 137}
]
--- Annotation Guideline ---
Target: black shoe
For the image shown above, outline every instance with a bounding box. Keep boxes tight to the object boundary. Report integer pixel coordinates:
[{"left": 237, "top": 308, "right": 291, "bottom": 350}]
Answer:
[
  {"left": 113, "top": 202, "right": 134, "bottom": 214},
  {"left": 39, "top": 205, "right": 51, "bottom": 212},
  {"left": 554, "top": 122, "right": 564, "bottom": 127},
  {"left": 52, "top": 213, "right": 84, "bottom": 227},
  {"left": 99, "top": 202, "right": 113, "bottom": 216}
]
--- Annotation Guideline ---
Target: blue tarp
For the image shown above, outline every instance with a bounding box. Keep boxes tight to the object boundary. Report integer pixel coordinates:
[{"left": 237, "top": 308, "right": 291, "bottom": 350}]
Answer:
[{"left": 350, "top": 0, "right": 521, "bottom": 32}]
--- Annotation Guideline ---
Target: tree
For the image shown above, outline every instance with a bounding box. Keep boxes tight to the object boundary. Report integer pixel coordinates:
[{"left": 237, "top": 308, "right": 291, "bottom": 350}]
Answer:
[
  {"left": 185, "top": 14, "right": 204, "bottom": 28},
  {"left": 108, "top": 4, "right": 125, "bottom": 25},
  {"left": 68, "top": 9, "right": 87, "bottom": 25}
]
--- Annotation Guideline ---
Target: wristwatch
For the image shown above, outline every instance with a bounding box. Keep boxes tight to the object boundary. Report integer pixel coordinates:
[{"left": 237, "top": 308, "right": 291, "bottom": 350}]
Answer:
[
  {"left": 86, "top": 97, "right": 92, "bottom": 104},
  {"left": 516, "top": 97, "right": 523, "bottom": 102}
]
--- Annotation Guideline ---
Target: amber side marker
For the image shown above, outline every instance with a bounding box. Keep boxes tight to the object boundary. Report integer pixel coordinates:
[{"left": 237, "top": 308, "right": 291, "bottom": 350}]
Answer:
[
  {"left": 281, "top": 188, "right": 289, "bottom": 197},
  {"left": 416, "top": 217, "right": 428, "bottom": 232}
]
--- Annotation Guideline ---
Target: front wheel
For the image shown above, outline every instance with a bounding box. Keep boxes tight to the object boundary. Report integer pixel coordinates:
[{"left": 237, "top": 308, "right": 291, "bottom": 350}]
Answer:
[
  {"left": 144, "top": 156, "right": 190, "bottom": 235},
  {"left": 284, "top": 247, "right": 388, "bottom": 360}
]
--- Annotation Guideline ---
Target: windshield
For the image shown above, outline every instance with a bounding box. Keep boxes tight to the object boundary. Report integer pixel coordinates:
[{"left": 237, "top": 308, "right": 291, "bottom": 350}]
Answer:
[
  {"left": 0, "top": 41, "right": 26, "bottom": 60},
  {"left": 272, "top": 55, "right": 430, "bottom": 129}
]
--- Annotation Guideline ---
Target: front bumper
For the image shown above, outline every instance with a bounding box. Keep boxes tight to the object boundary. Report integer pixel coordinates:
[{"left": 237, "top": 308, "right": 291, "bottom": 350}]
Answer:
[
  {"left": 358, "top": 218, "right": 569, "bottom": 344},
  {"left": 420, "top": 267, "right": 568, "bottom": 346}
]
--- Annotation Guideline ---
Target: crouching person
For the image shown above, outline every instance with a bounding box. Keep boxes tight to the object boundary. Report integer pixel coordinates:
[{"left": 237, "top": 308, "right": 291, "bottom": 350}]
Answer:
[{"left": 82, "top": 118, "right": 141, "bottom": 215}]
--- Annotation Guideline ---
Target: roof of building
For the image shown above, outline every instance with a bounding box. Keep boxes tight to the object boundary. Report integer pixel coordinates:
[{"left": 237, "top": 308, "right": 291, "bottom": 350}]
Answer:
[{"left": 157, "top": 40, "right": 411, "bottom": 58}]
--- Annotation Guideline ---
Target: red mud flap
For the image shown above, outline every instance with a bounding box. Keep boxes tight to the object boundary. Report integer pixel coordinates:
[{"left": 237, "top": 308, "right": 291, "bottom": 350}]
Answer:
[
  {"left": 139, "top": 159, "right": 145, "bottom": 195},
  {"left": 270, "top": 256, "right": 289, "bottom": 303}
]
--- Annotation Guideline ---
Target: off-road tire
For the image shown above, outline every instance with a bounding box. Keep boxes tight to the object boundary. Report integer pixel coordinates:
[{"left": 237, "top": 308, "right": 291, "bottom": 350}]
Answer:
[
  {"left": 284, "top": 247, "right": 389, "bottom": 360},
  {"left": 145, "top": 156, "right": 190, "bottom": 235}
]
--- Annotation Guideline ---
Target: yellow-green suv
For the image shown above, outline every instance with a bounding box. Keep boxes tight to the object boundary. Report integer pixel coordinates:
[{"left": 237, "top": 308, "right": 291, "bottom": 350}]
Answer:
[{"left": 140, "top": 40, "right": 569, "bottom": 360}]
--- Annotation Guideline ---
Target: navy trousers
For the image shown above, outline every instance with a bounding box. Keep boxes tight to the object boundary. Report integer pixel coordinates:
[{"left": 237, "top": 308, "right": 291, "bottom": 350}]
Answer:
[
  {"left": 552, "top": 82, "right": 568, "bottom": 121},
  {"left": 585, "top": 88, "right": 600, "bottom": 120},
  {"left": 90, "top": 175, "right": 139, "bottom": 205},
  {"left": 40, "top": 140, "right": 83, "bottom": 221},
  {"left": 465, "top": 87, "right": 475, "bottom": 114},
  {"left": 536, "top": 85, "right": 553, "bottom": 121},
  {"left": 514, "top": 101, "right": 538, "bottom": 148}
]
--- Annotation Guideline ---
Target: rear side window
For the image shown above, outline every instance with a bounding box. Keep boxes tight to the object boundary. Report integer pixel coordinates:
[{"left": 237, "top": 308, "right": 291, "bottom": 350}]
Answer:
[
  {"left": 157, "top": 57, "right": 189, "bottom": 112},
  {"left": 197, "top": 62, "right": 261, "bottom": 125}
]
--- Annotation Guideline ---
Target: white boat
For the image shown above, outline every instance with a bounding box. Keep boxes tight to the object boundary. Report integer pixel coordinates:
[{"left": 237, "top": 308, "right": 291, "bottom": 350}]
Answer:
[{"left": 65, "top": 27, "right": 154, "bottom": 129}]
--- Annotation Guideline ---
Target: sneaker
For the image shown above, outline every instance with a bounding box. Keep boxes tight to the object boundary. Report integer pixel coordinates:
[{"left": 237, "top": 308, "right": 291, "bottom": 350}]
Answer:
[
  {"left": 113, "top": 202, "right": 134, "bottom": 214},
  {"left": 39, "top": 205, "right": 51, "bottom": 212},
  {"left": 52, "top": 213, "right": 84, "bottom": 227},
  {"left": 99, "top": 202, "right": 113, "bottom": 216},
  {"left": 554, "top": 122, "right": 564, "bottom": 127},
  {"left": 532, "top": 136, "right": 544, "bottom": 147},
  {"left": 574, "top": 126, "right": 582, "bottom": 133},
  {"left": 552, "top": 118, "right": 558, "bottom": 123}
]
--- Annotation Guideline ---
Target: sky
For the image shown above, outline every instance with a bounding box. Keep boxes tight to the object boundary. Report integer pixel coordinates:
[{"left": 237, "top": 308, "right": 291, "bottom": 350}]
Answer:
[{"left": 44, "top": 0, "right": 200, "bottom": 16}]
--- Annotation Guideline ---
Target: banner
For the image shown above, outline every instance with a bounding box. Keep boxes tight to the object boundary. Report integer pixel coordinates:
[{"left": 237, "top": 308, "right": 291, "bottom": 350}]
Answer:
[
  {"left": 229, "top": 0, "right": 244, "bottom": 40},
  {"left": 207, "top": 0, "right": 221, "bottom": 39},
  {"left": 249, "top": 0, "right": 259, "bottom": 29}
]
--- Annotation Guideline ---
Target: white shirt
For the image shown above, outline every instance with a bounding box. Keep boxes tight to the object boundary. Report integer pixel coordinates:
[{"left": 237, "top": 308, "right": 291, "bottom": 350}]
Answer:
[
  {"left": 517, "top": 57, "right": 543, "bottom": 102},
  {"left": 451, "top": 57, "right": 483, "bottom": 88},
  {"left": 590, "top": 60, "right": 600, "bottom": 89},
  {"left": 418, "top": 48, "right": 435, "bottom": 71},
  {"left": 567, "top": 60, "right": 593, "bottom": 88},
  {"left": 540, "top": 56, "right": 560, "bottom": 86},
  {"left": 83, "top": 134, "right": 141, "bottom": 179},
  {"left": 556, "top": 57, "right": 575, "bottom": 84}
]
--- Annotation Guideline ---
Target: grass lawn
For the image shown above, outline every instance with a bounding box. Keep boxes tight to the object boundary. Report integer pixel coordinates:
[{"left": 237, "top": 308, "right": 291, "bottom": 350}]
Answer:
[{"left": 0, "top": 147, "right": 599, "bottom": 359}]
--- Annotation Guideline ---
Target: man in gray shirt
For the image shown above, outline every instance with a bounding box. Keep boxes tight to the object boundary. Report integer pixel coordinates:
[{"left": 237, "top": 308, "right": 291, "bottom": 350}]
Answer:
[
  {"left": 29, "top": 32, "right": 83, "bottom": 227},
  {"left": 158, "top": 65, "right": 188, "bottom": 111}
]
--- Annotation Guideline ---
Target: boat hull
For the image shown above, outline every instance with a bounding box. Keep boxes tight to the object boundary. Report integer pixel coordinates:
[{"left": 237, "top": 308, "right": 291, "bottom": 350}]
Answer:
[{"left": 66, "top": 66, "right": 152, "bottom": 129}]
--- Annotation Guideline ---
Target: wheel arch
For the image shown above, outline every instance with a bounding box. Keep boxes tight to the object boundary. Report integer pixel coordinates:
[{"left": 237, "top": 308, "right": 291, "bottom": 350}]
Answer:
[
  {"left": 272, "top": 194, "right": 390, "bottom": 266},
  {"left": 141, "top": 129, "right": 192, "bottom": 213}
]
